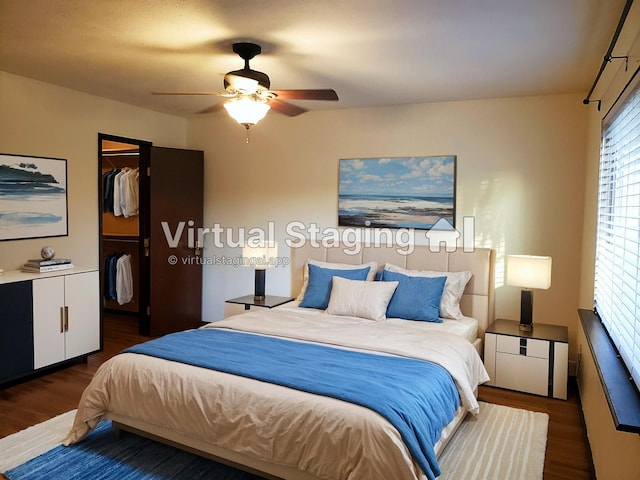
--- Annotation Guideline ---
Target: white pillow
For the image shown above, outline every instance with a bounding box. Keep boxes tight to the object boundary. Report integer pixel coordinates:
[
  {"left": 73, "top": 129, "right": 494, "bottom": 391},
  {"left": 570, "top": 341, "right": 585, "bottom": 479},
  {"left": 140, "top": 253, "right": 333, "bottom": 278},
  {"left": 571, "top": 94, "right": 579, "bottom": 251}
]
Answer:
[
  {"left": 327, "top": 276, "right": 398, "bottom": 321},
  {"left": 296, "top": 259, "right": 378, "bottom": 300},
  {"left": 384, "top": 263, "right": 472, "bottom": 320}
]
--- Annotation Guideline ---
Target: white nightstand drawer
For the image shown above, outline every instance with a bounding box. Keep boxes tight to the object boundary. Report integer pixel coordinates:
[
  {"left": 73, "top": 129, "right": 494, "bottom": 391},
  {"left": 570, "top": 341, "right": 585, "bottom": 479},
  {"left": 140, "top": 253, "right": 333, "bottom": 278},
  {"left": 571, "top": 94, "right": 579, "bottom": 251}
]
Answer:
[
  {"left": 496, "top": 335, "right": 549, "bottom": 358},
  {"left": 495, "top": 352, "right": 549, "bottom": 396}
]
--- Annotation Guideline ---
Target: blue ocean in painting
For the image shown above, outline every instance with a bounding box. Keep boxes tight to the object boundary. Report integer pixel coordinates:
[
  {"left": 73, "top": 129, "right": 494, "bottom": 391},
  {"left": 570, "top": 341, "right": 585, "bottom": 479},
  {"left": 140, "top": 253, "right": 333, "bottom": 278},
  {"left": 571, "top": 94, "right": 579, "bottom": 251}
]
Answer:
[
  {"left": 339, "top": 193, "right": 454, "bottom": 229},
  {"left": 0, "top": 182, "right": 65, "bottom": 196},
  {"left": 0, "top": 212, "right": 63, "bottom": 225}
]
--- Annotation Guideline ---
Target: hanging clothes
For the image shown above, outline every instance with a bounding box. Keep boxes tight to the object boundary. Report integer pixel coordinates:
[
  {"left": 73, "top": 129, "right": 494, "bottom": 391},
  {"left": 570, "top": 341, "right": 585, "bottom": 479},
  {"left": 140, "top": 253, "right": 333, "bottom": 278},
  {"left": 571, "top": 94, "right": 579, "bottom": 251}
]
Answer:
[
  {"left": 102, "top": 167, "right": 139, "bottom": 217},
  {"left": 104, "top": 252, "right": 133, "bottom": 304},
  {"left": 103, "top": 253, "right": 118, "bottom": 301},
  {"left": 116, "top": 253, "right": 133, "bottom": 305},
  {"left": 102, "top": 168, "right": 120, "bottom": 213},
  {"left": 120, "top": 168, "right": 139, "bottom": 218},
  {"left": 112, "top": 169, "right": 126, "bottom": 216}
]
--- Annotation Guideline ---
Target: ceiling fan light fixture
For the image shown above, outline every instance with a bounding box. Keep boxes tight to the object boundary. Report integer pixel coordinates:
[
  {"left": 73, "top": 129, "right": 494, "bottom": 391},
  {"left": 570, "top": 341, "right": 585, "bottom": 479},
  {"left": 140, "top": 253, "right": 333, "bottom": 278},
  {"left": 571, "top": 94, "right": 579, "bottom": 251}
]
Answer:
[{"left": 223, "top": 96, "right": 271, "bottom": 129}]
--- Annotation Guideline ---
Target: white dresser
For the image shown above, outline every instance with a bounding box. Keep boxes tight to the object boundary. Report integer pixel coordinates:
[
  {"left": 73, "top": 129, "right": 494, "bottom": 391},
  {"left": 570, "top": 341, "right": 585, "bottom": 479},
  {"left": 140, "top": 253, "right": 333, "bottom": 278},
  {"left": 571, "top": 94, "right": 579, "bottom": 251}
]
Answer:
[{"left": 0, "top": 268, "right": 100, "bottom": 385}]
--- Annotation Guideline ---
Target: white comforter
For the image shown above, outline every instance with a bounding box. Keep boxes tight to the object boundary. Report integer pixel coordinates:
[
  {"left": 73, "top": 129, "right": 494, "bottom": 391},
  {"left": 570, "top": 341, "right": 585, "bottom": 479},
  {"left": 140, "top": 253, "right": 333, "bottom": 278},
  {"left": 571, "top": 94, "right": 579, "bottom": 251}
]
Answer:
[{"left": 65, "top": 307, "right": 489, "bottom": 480}]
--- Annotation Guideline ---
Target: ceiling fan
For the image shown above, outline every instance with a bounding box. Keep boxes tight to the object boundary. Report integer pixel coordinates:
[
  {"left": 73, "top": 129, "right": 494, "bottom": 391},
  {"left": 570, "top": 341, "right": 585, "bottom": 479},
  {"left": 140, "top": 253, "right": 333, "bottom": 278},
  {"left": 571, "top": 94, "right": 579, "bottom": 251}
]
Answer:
[{"left": 152, "top": 42, "right": 339, "bottom": 129}]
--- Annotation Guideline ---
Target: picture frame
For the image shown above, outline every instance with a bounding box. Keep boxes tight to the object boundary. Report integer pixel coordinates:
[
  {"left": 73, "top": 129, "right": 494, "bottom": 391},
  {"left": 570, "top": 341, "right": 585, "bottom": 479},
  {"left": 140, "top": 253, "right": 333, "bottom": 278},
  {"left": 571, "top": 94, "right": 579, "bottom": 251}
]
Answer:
[
  {"left": 0, "top": 153, "right": 68, "bottom": 241},
  {"left": 338, "top": 156, "right": 456, "bottom": 230}
]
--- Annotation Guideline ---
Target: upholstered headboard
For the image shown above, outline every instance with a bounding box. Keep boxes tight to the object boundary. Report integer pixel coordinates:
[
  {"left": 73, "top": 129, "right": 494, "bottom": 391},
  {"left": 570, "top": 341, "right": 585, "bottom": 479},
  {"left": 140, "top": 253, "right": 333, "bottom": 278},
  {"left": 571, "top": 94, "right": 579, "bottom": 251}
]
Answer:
[{"left": 290, "top": 243, "right": 495, "bottom": 338}]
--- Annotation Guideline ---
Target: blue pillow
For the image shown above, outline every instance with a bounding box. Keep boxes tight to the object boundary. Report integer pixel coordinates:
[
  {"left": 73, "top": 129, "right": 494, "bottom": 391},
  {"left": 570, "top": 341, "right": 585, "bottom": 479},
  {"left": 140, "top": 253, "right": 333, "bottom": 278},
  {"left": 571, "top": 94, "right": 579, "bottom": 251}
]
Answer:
[
  {"left": 380, "top": 269, "right": 447, "bottom": 322},
  {"left": 300, "top": 264, "right": 372, "bottom": 310}
]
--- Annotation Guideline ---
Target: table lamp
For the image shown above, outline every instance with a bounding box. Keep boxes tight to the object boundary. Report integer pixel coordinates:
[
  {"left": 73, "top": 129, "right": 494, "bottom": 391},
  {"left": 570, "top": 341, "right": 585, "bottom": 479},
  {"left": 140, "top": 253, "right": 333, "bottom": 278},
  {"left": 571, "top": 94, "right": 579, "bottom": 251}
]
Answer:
[
  {"left": 242, "top": 242, "right": 278, "bottom": 300},
  {"left": 506, "top": 255, "right": 552, "bottom": 332}
]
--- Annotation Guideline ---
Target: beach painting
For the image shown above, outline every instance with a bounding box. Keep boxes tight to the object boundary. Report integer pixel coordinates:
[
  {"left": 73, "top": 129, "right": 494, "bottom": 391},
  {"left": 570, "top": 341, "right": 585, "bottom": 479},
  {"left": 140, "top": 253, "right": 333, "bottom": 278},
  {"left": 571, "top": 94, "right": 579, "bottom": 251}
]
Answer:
[
  {"left": 0, "top": 153, "right": 68, "bottom": 241},
  {"left": 338, "top": 156, "right": 456, "bottom": 229}
]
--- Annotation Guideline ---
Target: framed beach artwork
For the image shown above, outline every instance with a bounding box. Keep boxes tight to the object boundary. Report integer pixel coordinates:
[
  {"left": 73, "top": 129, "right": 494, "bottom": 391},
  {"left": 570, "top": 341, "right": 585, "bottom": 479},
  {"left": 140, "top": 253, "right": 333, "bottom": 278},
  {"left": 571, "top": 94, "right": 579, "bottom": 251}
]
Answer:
[
  {"left": 0, "top": 153, "right": 68, "bottom": 241},
  {"left": 338, "top": 156, "right": 456, "bottom": 229}
]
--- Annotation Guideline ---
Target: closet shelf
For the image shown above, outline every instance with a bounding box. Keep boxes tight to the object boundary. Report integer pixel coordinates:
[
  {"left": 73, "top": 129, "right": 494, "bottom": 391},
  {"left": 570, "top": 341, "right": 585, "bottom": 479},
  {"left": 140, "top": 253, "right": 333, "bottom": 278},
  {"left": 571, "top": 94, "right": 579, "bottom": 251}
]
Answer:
[{"left": 103, "top": 234, "right": 140, "bottom": 242}]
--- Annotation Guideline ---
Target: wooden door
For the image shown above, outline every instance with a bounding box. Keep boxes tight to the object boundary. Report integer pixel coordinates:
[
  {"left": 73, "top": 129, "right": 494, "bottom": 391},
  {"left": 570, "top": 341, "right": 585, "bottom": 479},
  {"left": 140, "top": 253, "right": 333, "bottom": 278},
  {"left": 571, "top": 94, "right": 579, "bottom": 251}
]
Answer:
[{"left": 147, "top": 146, "right": 204, "bottom": 336}]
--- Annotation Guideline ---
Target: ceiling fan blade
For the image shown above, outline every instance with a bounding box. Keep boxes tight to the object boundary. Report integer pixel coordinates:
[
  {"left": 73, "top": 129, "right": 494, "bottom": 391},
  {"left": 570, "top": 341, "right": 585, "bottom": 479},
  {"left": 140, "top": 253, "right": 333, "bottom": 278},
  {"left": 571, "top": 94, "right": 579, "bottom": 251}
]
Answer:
[
  {"left": 152, "top": 91, "right": 231, "bottom": 96},
  {"left": 271, "top": 89, "right": 338, "bottom": 101},
  {"left": 196, "top": 103, "right": 225, "bottom": 114},
  {"left": 268, "top": 99, "right": 308, "bottom": 117}
]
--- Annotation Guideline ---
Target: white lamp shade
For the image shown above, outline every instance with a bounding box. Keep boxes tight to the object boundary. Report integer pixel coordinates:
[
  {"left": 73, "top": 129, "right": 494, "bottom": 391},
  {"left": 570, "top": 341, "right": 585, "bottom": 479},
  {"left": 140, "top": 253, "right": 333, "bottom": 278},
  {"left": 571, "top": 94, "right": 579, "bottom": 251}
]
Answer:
[
  {"left": 243, "top": 242, "right": 278, "bottom": 270},
  {"left": 224, "top": 97, "right": 270, "bottom": 126},
  {"left": 506, "top": 255, "right": 552, "bottom": 289}
]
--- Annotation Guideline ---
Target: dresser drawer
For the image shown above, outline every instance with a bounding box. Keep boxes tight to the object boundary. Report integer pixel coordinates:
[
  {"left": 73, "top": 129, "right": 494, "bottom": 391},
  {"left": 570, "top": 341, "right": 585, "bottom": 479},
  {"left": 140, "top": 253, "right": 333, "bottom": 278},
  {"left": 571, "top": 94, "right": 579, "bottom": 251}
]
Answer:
[{"left": 496, "top": 335, "right": 549, "bottom": 358}]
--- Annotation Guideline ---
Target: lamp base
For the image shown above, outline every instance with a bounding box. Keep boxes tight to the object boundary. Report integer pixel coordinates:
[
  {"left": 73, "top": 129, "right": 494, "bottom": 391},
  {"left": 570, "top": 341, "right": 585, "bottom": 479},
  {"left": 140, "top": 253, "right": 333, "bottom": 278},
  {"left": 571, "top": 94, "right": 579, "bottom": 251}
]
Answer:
[
  {"left": 254, "top": 269, "right": 266, "bottom": 301},
  {"left": 519, "top": 289, "right": 533, "bottom": 333}
]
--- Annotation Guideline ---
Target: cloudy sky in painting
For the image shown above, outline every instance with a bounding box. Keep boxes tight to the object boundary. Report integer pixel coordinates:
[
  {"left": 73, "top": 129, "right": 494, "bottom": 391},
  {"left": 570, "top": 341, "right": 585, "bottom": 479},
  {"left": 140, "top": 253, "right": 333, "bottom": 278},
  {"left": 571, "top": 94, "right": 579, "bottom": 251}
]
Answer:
[{"left": 339, "top": 156, "right": 455, "bottom": 197}]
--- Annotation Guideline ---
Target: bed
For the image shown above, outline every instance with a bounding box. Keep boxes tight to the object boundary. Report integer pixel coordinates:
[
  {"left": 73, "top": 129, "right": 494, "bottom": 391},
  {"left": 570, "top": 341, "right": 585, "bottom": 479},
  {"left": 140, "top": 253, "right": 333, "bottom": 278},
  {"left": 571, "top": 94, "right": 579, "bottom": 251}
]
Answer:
[{"left": 64, "top": 243, "right": 495, "bottom": 480}]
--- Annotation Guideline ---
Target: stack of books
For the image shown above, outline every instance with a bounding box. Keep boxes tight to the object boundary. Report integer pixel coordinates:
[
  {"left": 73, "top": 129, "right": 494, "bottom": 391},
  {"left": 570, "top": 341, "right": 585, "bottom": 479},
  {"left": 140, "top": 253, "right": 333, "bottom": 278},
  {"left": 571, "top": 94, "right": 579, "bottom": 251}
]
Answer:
[{"left": 21, "top": 258, "right": 74, "bottom": 273}]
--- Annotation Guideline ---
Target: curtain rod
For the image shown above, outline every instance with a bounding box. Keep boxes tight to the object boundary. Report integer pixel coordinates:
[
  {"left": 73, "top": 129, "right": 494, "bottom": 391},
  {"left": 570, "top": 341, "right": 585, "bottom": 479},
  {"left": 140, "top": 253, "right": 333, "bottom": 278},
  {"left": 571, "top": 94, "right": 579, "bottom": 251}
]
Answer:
[{"left": 583, "top": 0, "right": 634, "bottom": 110}]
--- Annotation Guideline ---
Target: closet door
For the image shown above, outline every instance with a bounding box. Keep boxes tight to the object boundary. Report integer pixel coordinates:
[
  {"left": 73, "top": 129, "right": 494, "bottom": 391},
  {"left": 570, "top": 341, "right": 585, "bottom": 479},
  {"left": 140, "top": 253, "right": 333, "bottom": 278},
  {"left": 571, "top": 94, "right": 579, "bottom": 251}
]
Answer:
[{"left": 148, "top": 146, "right": 204, "bottom": 336}]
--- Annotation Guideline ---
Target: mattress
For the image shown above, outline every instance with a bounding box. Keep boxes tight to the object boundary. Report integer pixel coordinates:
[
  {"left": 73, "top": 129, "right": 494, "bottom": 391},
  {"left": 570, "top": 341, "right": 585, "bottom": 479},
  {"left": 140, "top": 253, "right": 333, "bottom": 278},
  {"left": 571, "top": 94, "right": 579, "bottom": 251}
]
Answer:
[
  {"left": 275, "top": 301, "right": 479, "bottom": 344},
  {"left": 65, "top": 307, "right": 489, "bottom": 480}
]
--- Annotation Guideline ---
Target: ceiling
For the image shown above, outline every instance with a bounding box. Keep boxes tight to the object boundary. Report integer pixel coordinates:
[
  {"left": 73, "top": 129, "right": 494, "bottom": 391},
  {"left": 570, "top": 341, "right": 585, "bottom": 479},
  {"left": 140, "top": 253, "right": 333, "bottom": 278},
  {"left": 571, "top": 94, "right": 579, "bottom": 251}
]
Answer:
[{"left": 0, "top": 0, "right": 628, "bottom": 117}]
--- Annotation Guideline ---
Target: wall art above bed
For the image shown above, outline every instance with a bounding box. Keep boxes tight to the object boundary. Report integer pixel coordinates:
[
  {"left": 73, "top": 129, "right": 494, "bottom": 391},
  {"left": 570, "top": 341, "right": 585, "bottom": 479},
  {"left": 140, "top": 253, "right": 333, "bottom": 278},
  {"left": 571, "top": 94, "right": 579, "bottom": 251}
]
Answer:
[
  {"left": 0, "top": 153, "right": 68, "bottom": 241},
  {"left": 338, "top": 156, "right": 456, "bottom": 230}
]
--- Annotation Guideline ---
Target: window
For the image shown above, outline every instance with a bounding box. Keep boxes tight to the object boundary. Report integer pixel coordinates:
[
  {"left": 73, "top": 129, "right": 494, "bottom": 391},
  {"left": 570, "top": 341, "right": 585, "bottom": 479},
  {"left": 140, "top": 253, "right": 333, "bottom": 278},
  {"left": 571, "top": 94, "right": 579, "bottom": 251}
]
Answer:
[{"left": 595, "top": 77, "right": 640, "bottom": 391}]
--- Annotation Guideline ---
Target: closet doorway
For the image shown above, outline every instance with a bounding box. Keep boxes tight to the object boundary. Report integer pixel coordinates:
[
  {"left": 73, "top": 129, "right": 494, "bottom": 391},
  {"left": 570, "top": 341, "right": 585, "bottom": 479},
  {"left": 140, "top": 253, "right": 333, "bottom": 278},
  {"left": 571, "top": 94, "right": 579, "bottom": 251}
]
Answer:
[{"left": 99, "top": 133, "right": 204, "bottom": 336}]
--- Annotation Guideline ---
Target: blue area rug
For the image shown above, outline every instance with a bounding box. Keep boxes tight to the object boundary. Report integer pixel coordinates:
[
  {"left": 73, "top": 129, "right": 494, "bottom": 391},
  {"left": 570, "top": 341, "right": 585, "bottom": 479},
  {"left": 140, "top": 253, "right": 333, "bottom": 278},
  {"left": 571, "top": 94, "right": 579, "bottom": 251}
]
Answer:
[{"left": 4, "top": 420, "right": 266, "bottom": 480}]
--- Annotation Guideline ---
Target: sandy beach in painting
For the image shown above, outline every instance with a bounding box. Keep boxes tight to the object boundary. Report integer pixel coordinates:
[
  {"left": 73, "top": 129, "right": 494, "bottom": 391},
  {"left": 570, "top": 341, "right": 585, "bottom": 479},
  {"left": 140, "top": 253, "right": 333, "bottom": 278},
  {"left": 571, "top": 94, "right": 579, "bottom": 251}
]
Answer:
[{"left": 338, "top": 194, "right": 454, "bottom": 229}]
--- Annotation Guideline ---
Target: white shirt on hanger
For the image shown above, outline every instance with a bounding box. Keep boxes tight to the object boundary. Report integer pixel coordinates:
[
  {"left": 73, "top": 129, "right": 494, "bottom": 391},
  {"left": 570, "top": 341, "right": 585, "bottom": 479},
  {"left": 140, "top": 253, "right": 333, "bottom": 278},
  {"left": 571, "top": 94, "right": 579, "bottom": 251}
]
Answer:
[
  {"left": 122, "top": 168, "right": 139, "bottom": 218},
  {"left": 112, "top": 169, "right": 128, "bottom": 217},
  {"left": 116, "top": 253, "right": 134, "bottom": 305}
]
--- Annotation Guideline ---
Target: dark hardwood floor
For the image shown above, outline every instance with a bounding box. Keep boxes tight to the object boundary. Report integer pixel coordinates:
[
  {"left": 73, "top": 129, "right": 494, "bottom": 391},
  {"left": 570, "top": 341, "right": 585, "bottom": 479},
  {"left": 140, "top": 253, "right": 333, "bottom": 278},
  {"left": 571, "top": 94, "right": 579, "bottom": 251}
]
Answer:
[
  {"left": 0, "top": 313, "right": 145, "bottom": 437},
  {"left": 0, "top": 313, "right": 594, "bottom": 479}
]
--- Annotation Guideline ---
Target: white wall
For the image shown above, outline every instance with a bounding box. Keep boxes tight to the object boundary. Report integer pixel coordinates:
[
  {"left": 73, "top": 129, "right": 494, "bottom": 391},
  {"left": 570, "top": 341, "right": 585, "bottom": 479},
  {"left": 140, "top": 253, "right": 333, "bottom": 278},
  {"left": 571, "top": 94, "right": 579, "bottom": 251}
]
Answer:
[
  {"left": 188, "top": 93, "right": 588, "bottom": 364},
  {"left": 0, "top": 72, "right": 187, "bottom": 270}
]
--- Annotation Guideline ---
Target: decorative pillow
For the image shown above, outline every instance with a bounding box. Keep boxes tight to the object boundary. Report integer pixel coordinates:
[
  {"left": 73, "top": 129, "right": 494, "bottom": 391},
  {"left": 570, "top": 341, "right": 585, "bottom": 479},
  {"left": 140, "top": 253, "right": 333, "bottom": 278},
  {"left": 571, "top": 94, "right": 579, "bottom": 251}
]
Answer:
[
  {"left": 384, "top": 264, "right": 472, "bottom": 320},
  {"left": 327, "top": 276, "right": 399, "bottom": 321},
  {"left": 296, "top": 260, "right": 378, "bottom": 300},
  {"left": 380, "top": 269, "right": 447, "bottom": 322},
  {"left": 299, "top": 263, "right": 372, "bottom": 310}
]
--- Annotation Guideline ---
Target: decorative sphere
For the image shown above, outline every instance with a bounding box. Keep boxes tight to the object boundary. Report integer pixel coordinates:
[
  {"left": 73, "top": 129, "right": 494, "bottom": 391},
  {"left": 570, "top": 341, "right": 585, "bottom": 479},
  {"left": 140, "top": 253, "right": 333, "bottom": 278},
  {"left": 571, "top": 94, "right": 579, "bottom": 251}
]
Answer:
[{"left": 41, "top": 246, "right": 55, "bottom": 260}]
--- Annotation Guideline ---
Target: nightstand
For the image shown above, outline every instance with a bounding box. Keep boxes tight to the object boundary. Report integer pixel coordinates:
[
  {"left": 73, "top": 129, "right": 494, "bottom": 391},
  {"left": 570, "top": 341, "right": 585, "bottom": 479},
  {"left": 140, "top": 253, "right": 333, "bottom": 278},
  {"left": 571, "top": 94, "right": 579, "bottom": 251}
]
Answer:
[
  {"left": 484, "top": 319, "right": 568, "bottom": 399},
  {"left": 225, "top": 295, "right": 294, "bottom": 316}
]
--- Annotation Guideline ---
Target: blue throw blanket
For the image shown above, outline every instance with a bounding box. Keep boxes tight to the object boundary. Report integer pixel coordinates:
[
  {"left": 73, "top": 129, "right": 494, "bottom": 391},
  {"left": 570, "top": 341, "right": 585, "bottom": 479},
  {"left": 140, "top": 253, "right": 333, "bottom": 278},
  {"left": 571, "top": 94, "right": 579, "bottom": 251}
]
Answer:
[{"left": 123, "top": 328, "right": 460, "bottom": 480}]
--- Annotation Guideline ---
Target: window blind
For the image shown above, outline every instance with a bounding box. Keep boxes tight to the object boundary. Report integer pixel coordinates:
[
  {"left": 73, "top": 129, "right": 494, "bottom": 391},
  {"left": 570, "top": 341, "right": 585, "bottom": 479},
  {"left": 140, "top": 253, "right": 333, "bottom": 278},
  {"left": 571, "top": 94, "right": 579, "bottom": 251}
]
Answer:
[{"left": 595, "top": 77, "right": 640, "bottom": 391}]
